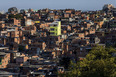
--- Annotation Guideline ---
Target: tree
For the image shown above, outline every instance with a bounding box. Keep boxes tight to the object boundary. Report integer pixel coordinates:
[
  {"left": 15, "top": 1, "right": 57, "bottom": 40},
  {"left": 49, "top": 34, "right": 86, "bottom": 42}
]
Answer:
[
  {"left": 8, "top": 14, "right": 23, "bottom": 19},
  {"left": 59, "top": 46, "right": 116, "bottom": 77},
  {"left": 8, "top": 14, "right": 15, "bottom": 19},
  {"left": 59, "top": 57, "right": 71, "bottom": 69},
  {"left": 15, "top": 14, "right": 23, "bottom": 19}
]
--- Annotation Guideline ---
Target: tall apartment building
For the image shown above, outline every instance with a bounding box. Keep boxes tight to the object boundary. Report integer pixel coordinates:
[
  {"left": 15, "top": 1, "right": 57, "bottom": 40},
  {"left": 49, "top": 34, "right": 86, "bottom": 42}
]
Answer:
[
  {"left": 113, "top": 8, "right": 116, "bottom": 17},
  {"left": 50, "top": 21, "right": 61, "bottom": 36}
]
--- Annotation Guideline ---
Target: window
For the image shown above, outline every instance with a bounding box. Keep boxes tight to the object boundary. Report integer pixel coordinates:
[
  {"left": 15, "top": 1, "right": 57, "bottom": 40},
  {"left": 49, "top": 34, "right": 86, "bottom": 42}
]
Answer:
[
  {"left": 53, "top": 25, "right": 57, "bottom": 26},
  {"left": 18, "top": 23, "right": 20, "bottom": 25},
  {"left": 80, "top": 48, "right": 83, "bottom": 51},
  {"left": 50, "top": 28, "right": 54, "bottom": 31},
  {"left": 50, "top": 32, "right": 55, "bottom": 35}
]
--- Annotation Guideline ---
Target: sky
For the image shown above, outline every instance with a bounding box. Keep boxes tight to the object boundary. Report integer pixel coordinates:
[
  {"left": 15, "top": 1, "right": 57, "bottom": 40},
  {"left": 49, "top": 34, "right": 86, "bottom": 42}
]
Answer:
[{"left": 0, "top": 0, "right": 116, "bottom": 12}]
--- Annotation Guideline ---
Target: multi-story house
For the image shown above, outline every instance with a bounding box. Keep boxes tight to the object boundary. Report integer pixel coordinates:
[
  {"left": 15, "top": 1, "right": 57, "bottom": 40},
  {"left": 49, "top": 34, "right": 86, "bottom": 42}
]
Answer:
[{"left": 50, "top": 21, "right": 61, "bottom": 36}]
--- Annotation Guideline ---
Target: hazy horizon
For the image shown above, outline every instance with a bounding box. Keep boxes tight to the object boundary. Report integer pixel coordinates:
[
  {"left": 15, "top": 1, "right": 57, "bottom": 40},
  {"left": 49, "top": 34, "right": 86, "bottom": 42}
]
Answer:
[{"left": 0, "top": 0, "right": 116, "bottom": 11}]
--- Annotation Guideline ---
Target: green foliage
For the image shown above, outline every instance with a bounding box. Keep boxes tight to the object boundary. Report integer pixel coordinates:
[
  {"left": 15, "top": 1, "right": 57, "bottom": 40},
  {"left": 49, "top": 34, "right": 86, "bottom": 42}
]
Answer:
[
  {"left": 8, "top": 14, "right": 15, "bottom": 19},
  {"left": 59, "top": 57, "right": 71, "bottom": 69},
  {"left": 8, "top": 14, "right": 23, "bottom": 19},
  {"left": 59, "top": 46, "right": 116, "bottom": 77},
  {"left": 15, "top": 14, "right": 23, "bottom": 19}
]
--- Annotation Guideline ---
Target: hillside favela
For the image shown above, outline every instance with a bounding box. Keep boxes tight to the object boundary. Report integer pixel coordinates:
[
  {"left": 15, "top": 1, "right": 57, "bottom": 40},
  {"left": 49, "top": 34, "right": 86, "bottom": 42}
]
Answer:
[{"left": 0, "top": 3, "right": 116, "bottom": 77}]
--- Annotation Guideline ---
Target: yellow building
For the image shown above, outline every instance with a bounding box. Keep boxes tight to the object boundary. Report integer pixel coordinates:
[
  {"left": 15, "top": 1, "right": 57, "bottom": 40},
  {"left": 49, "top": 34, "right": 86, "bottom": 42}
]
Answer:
[
  {"left": 35, "top": 21, "right": 40, "bottom": 23},
  {"left": 50, "top": 21, "right": 61, "bottom": 36}
]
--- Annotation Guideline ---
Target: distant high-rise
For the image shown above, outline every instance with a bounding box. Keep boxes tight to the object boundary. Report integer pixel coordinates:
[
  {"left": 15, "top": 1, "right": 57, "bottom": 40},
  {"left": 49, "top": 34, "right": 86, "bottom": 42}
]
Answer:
[
  {"left": 20, "top": 9, "right": 25, "bottom": 14},
  {"left": 50, "top": 21, "right": 61, "bottom": 36},
  {"left": 112, "top": 8, "right": 116, "bottom": 17},
  {"left": 103, "top": 4, "right": 115, "bottom": 12},
  {"left": 8, "top": 7, "right": 18, "bottom": 14}
]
